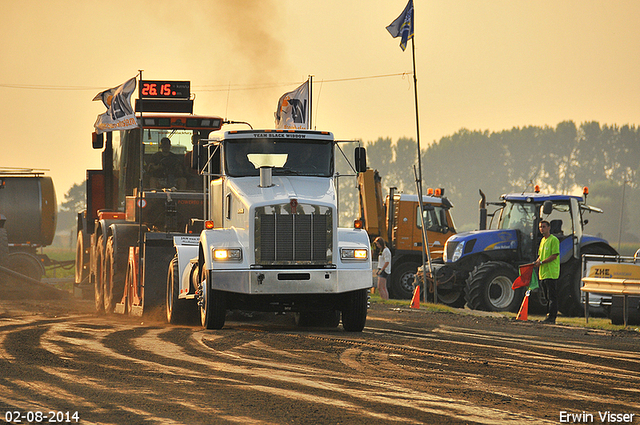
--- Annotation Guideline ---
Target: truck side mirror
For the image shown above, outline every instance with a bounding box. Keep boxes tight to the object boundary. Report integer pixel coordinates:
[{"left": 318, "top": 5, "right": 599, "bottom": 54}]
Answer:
[
  {"left": 191, "top": 142, "right": 209, "bottom": 172},
  {"left": 542, "top": 200, "right": 553, "bottom": 215},
  {"left": 92, "top": 132, "right": 104, "bottom": 150},
  {"left": 355, "top": 147, "right": 366, "bottom": 173}
]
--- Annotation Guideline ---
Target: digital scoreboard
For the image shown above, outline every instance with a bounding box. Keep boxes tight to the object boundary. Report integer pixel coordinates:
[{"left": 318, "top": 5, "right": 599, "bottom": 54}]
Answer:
[{"left": 139, "top": 80, "right": 190, "bottom": 99}]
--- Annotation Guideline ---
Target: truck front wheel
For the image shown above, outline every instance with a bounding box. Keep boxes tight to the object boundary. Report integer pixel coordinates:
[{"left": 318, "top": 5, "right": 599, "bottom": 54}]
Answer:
[
  {"left": 465, "top": 261, "right": 522, "bottom": 312},
  {"left": 342, "top": 289, "right": 368, "bottom": 332},
  {"left": 200, "top": 270, "right": 226, "bottom": 330},
  {"left": 390, "top": 262, "right": 420, "bottom": 299}
]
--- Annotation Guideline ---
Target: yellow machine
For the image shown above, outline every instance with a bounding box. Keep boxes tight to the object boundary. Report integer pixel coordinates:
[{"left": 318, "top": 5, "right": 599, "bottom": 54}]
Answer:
[{"left": 356, "top": 169, "right": 458, "bottom": 303}]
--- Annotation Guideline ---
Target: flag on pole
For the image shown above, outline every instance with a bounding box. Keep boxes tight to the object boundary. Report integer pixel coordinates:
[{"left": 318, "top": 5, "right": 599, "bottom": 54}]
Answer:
[
  {"left": 512, "top": 263, "right": 539, "bottom": 290},
  {"left": 274, "top": 80, "right": 309, "bottom": 129},
  {"left": 93, "top": 77, "right": 138, "bottom": 134},
  {"left": 386, "top": 0, "right": 414, "bottom": 51}
]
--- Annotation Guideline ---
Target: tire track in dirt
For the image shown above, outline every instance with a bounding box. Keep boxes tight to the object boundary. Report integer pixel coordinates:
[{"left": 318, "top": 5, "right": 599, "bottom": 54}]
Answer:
[{"left": 1, "top": 307, "right": 638, "bottom": 424}]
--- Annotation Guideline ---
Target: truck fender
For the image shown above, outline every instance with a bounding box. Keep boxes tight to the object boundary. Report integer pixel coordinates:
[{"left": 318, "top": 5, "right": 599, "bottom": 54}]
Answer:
[
  {"left": 199, "top": 228, "right": 246, "bottom": 271},
  {"left": 173, "top": 235, "right": 200, "bottom": 296}
]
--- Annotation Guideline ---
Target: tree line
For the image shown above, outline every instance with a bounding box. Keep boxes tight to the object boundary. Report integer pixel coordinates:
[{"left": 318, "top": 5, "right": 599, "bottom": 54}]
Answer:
[{"left": 336, "top": 121, "right": 640, "bottom": 246}]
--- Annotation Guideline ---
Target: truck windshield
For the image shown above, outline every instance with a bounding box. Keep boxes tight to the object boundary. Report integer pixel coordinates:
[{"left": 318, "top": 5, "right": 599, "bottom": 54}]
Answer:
[{"left": 225, "top": 138, "right": 333, "bottom": 177}]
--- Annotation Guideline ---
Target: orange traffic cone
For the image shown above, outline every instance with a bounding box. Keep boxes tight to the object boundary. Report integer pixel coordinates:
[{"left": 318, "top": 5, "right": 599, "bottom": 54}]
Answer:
[
  {"left": 516, "top": 292, "right": 529, "bottom": 321},
  {"left": 410, "top": 286, "right": 420, "bottom": 309}
]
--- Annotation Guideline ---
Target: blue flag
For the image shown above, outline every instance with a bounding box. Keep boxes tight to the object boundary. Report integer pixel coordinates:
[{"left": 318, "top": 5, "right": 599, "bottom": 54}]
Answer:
[{"left": 386, "top": 0, "right": 414, "bottom": 51}]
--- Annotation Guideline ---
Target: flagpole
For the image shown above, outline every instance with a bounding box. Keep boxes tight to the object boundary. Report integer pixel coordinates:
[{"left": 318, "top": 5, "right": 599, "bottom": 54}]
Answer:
[
  {"left": 410, "top": 32, "right": 436, "bottom": 305},
  {"left": 308, "top": 75, "right": 313, "bottom": 130}
]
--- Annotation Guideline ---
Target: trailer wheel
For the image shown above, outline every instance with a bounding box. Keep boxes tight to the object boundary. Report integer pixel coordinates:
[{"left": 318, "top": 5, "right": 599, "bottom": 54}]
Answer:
[
  {"left": 167, "top": 256, "right": 196, "bottom": 324},
  {"left": 342, "top": 289, "right": 368, "bottom": 332},
  {"left": 94, "top": 235, "right": 105, "bottom": 314},
  {"left": 7, "top": 252, "right": 44, "bottom": 281},
  {"left": 200, "top": 270, "right": 226, "bottom": 330},
  {"left": 558, "top": 245, "right": 615, "bottom": 317},
  {"left": 465, "top": 261, "right": 522, "bottom": 312},
  {"left": 75, "top": 229, "right": 89, "bottom": 285},
  {"left": 103, "top": 236, "right": 126, "bottom": 313},
  {"left": 0, "top": 228, "right": 9, "bottom": 268},
  {"left": 390, "top": 262, "right": 420, "bottom": 300},
  {"left": 609, "top": 296, "right": 640, "bottom": 326}
]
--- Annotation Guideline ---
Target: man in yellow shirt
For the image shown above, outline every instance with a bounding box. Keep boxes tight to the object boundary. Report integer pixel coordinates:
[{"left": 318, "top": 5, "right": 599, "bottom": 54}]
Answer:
[{"left": 534, "top": 220, "right": 560, "bottom": 323}]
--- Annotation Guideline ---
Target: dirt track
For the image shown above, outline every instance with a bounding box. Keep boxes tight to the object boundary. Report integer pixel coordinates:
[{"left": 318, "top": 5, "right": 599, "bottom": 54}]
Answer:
[{"left": 1, "top": 279, "right": 639, "bottom": 425}]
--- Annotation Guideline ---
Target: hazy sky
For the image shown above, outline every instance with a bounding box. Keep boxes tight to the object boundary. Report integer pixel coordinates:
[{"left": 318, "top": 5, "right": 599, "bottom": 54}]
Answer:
[{"left": 2, "top": 0, "right": 640, "bottom": 203}]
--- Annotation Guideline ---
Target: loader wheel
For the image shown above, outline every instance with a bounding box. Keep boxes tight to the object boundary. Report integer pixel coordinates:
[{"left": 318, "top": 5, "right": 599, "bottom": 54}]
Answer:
[
  {"left": 167, "top": 256, "right": 197, "bottom": 324},
  {"left": 341, "top": 289, "right": 368, "bottom": 332},
  {"left": 7, "top": 252, "right": 44, "bottom": 281},
  {"left": 465, "top": 261, "right": 522, "bottom": 312},
  {"left": 75, "top": 229, "right": 90, "bottom": 285},
  {"left": 390, "top": 262, "right": 420, "bottom": 299},
  {"left": 200, "top": 270, "right": 226, "bottom": 330},
  {"left": 94, "top": 235, "right": 105, "bottom": 314},
  {"left": 103, "top": 236, "right": 126, "bottom": 314}
]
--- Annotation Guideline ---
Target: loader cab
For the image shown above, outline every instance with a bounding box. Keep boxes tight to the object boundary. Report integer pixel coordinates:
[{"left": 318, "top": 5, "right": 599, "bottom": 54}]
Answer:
[{"left": 93, "top": 115, "right": 223, "bottom": 212}]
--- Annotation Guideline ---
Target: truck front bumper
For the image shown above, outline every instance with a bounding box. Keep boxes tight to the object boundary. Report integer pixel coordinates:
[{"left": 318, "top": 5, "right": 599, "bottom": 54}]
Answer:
[{"left": 208, "top": 268, "right": 371, "bottom": 294}]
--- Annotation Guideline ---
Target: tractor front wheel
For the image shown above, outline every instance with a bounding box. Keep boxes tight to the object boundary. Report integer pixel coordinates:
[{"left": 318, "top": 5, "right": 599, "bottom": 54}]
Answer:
[{"left": 465, "top": 261, "right": 522, "bottom": 312}]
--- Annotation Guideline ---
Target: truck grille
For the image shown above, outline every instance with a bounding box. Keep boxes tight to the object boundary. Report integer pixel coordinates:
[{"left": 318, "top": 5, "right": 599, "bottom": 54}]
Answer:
[{"left": 255, "top": 204, "right": 332, "bottom": 265}]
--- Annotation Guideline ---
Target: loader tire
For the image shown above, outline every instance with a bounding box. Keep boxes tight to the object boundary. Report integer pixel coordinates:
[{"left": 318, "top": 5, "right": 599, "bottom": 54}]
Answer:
[
  {"left": 103, "top": 236, "right": 126, "bottom": 313},
  {"left": 94, "top": 235, "right": 105, "bottom": 314},
  {"left": 167, "top": 256, "right": 196, "bottom": 324}
]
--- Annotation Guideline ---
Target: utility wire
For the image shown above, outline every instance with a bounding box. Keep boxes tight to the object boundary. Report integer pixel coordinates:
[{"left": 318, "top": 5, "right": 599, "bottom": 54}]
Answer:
[{"left": 0, "top": 72, "right": 411, "bottom": 92}]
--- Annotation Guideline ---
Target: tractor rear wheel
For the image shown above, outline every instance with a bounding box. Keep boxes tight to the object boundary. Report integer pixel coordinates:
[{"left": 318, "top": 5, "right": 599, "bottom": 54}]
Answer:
[{"left": 465, "top": 261, "right": 522, "bottom": 312}]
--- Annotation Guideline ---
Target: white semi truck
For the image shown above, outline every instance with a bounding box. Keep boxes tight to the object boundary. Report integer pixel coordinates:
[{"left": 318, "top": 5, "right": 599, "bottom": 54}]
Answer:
[{"left": 168, "top": 129, "right": 372, "bottom": 331}]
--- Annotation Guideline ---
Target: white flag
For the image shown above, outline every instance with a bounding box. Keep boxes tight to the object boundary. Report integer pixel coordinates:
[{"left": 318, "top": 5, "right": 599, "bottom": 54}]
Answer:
[
  {"left": 93, "top": 77, "right": 139, "bottom": 134},
  {"left": 274, "top": 81, "right": 309, "bottom": 129}
]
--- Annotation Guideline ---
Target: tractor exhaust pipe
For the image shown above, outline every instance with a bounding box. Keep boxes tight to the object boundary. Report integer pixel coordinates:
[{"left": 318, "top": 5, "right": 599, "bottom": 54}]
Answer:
[{"left": 479, "top": 189, "right": 487, "bottom": 230}]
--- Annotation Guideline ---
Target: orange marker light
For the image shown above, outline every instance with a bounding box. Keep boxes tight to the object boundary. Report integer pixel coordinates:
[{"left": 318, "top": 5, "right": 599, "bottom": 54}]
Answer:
[{"left": 205, "top": 220, "right": 215, "bottom": 229}]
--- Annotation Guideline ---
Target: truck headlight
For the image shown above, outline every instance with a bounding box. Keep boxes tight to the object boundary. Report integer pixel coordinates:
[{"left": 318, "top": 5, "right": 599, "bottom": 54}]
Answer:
[
  {"left": 340, "top": 248, "right": 368, "bottom": 260},
  {"left": 212, "top": 248, "right": 242, "bottom": 261},
  {"left": 451, "top": 242, "right": 464, "bottom": 262}
]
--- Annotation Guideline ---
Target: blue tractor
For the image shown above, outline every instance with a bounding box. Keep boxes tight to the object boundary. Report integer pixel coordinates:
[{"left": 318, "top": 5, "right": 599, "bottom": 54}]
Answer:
[{"left": 429, "top": 187, "right": 617, "bottom": 315}]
